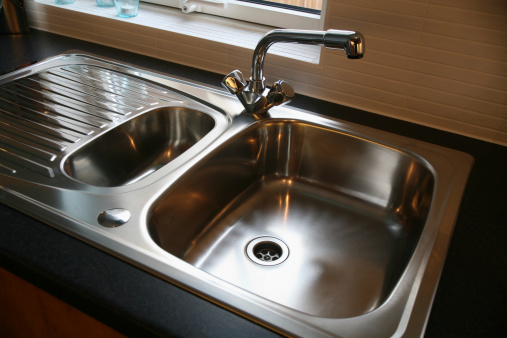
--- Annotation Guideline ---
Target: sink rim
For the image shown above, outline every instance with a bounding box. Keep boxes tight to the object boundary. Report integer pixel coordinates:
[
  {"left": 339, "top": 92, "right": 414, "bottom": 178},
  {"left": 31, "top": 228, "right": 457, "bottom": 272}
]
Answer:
[
  {"left": 62, "top": 105, "right": 218, "bottom": 187},
  {"left": 0, "top": 54, "right": 234, "bottom": 194},
  {"left": 146, "top": 118, "right": 436, "bottom": 319},
  {"left": 0, "top": 53, "right": 474, "bottom": 338}
]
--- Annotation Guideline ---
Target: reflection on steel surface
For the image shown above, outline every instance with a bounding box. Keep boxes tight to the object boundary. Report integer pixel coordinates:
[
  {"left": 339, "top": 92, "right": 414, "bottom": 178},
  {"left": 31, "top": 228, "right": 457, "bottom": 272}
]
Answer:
[{"left": 0, "top": 54, "right": 473, "bottom": 338}]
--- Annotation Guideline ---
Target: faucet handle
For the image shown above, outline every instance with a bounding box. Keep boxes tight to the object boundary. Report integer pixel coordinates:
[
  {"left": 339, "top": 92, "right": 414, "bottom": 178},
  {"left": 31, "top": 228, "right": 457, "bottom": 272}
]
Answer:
[
  {"left": 266, "top": 80, "right": 295, "bottom": 107},
  {"left": 222, "top": 70, "right": 247, "bottom": 94}
]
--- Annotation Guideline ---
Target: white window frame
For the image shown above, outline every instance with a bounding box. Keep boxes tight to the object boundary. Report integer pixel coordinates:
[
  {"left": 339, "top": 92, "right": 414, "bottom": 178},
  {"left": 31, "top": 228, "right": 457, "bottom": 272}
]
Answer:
[{"left": 142, "top": 0, "right": 325, "bottom": 30}]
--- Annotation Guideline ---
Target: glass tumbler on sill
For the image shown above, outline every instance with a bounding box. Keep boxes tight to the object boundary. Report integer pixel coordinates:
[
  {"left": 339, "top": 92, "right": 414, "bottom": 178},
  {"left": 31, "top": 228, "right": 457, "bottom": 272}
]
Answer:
[
  {"left": 55, "top": 0, "right": 75, "bottom": 4},
  {"left": 114, "top": 0, "right": 139, "bottom": 18},
  {"left": 97, "top": 0, "right": 115, "bottom": 7}
]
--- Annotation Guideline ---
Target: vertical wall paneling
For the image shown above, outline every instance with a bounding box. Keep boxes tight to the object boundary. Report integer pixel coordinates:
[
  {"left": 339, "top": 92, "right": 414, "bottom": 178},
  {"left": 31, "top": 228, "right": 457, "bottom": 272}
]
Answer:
[
  {"left": 24, "top": 0, "right": 507, "bottom": 145},
  {"left": 320, "top": 0, "right": 507, "bottom": 145}
]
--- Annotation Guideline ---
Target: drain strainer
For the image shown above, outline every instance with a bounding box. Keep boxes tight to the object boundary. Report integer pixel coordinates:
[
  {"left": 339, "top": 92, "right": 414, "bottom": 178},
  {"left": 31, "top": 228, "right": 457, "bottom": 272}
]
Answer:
[{"left": 246, "top": 237, "right": 289, "bottom": 266}]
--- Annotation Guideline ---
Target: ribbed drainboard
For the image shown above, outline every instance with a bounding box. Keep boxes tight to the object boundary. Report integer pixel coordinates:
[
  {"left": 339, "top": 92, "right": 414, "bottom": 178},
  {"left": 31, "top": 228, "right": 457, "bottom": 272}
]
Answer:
[{"left": 0, "top": 65, "right": 181, "bottom": 178}]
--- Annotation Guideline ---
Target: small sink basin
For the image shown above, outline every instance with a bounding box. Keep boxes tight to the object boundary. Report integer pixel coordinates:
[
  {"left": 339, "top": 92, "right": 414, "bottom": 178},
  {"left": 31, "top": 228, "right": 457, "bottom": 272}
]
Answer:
[
  {"left": 64, "top": 107, "right": 215, "bottom": 186},
  {"left": 148, "top": 120, "right": 434, "bottom": 318}
]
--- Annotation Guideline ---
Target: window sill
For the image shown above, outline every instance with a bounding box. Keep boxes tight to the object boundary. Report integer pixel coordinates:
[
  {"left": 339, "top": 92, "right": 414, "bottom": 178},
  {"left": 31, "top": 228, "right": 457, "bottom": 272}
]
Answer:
[{"left": 30, "top": 0, "right": 322, "bottom": 65}]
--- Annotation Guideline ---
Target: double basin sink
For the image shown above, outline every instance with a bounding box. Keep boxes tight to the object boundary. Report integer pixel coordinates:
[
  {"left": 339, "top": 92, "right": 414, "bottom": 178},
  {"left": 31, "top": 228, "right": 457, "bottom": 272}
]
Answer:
[{"left": 0, "top": 54, "right": 473, "bottom": 337}]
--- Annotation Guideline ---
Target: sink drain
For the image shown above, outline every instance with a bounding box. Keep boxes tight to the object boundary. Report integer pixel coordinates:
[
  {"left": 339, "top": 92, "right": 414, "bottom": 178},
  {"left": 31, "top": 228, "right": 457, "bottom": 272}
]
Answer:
[{"left": 246, "top": 237, "right": 289, "bottom": 266}]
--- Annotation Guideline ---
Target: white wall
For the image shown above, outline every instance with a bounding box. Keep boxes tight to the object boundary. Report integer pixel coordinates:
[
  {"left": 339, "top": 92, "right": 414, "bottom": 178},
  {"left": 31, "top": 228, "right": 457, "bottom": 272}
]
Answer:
[
  {"left": 25, "top": 0, "right": 507, "bottom": 145},
  {"left": 315, "top": 0, "right": 507, "bottom": 145}
]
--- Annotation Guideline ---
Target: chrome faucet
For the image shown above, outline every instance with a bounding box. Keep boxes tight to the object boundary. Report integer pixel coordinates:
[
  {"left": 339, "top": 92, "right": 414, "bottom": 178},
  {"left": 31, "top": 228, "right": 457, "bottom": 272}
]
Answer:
[{"left": 222, "top": 29, "right": 365, "bottom": 115}]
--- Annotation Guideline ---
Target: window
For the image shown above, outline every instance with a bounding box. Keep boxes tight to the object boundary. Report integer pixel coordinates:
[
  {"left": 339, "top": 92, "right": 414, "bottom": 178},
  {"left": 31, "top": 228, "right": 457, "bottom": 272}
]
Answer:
[
  {"left": 242, "top": 0, "right": 322, "bottom": 14},
  {"left": 143, "top": 0, "right": 325, "bottom": 30}
]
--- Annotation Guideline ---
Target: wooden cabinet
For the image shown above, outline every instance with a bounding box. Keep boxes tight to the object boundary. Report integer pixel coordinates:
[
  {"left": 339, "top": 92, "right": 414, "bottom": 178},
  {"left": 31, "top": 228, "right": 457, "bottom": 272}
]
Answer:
[{"left": 0, "top": 267, "right": 123, "bottom": 337}]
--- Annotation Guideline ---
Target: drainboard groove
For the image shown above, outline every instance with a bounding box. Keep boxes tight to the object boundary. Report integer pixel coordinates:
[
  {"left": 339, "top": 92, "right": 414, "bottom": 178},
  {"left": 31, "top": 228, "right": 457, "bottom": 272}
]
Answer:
[
  {"left": 16, "top": 78, "right": 136, "bottom": 117},
  {"left": 0, "top": 109, "right": 84, "bottom": 143},
  {"left": 47, "top": 69, "right": 162, "bottom": 106},
  {"left": 0, "top": 95, "right": 101, "bottom": 134},
  {"left": 0, "top": 62, "right": 198, "bottom": 182},
  {"left": 27, "top": 74, "right": 146, "bottom": 110},
  {"left": 0, "top": 147, "right": 54, "bottom": 177},
  {"left": 0, "top": 135, "right": 57, "bottom": 162},
  {"left": 0, "top": 124, "right": 67, "bottom": 152},
  {"left": 31, "top": 71, "right": 154, "bottom": 107},
  {"left": 62, "top": 65, "right": 182, "bottom": 103},
  {"left": 1, "top": 83, "right": 119, "bottom": 123}
]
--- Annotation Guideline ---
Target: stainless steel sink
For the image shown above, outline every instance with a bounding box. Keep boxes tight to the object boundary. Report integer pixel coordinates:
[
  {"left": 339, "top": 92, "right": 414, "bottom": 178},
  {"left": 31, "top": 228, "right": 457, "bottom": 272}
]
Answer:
[
  {"left": 148, "top": 120, "right": 434, "bottom": 318},
  {"left": 64, "top": 106, "right": 215, "bottom": 186},
  {"left": 0, "top": 54, "right": 473, "bottom": 337}
]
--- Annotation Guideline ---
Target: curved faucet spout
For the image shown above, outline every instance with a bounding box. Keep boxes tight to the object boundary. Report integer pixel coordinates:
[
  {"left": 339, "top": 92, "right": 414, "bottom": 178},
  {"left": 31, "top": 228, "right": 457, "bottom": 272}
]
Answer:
[
  {"left": 250, "top": 29, "right": 365, "bottom": 94},
  {"left": 222, "top": 28, "right": 365, "bottom": 115}
]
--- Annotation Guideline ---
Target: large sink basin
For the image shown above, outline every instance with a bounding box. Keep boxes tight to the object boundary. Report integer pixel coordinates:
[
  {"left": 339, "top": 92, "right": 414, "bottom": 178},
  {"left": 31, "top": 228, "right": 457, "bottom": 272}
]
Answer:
[
  {"left": 0, "top": 54, "right": 473, "bottom": 337},
  {"left": 149, "top": 121, "right": 433, "bottom": 318}
]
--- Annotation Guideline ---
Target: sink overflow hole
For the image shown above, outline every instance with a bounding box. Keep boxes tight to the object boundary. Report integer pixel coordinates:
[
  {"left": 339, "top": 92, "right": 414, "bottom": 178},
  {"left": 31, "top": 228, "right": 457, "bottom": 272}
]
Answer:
[{"left": 246, "top": 237, "right": 289, "bottom": 266}]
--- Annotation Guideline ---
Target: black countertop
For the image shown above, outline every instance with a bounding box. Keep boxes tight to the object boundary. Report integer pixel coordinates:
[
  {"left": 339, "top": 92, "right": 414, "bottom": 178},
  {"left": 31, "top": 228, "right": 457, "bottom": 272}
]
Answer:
[{"left": 1, "top": 30, "right": 506, "bottom": 337}]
